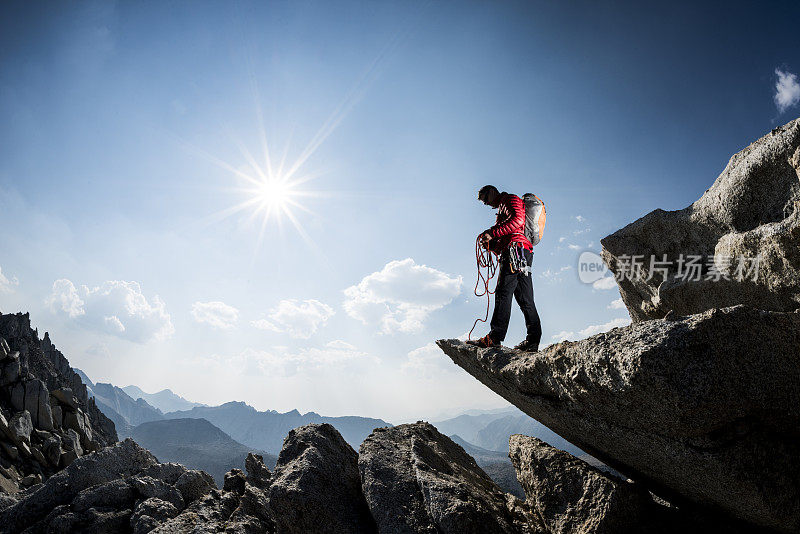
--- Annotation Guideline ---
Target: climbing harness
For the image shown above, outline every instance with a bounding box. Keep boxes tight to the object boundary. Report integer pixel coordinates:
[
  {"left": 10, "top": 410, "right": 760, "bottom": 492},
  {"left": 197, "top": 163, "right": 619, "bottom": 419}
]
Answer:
[
  {"left": 468, "top": 235, "right": 498, "bottom": 341},
  {"left": 508, "top": 243, "right": 531, "bottom": 275}
]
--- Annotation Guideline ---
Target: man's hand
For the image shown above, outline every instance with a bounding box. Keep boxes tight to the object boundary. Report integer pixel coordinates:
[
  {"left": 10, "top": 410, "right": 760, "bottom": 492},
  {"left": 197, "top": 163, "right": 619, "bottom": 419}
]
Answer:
[{"left": 479, "top": 232, "right": 493, "bottom": 249}]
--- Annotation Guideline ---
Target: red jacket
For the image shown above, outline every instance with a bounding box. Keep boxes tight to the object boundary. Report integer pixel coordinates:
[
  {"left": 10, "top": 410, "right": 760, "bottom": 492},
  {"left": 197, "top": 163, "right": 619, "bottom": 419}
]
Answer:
[{"left": 486, "top": 192, "right": 533, "bottom": 254}]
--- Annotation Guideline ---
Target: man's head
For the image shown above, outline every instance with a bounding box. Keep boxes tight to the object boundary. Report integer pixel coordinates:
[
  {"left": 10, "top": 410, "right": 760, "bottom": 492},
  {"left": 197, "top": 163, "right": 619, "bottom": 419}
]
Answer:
[{"left": 478, "top": 185, "right": 500, "bottom": 207}]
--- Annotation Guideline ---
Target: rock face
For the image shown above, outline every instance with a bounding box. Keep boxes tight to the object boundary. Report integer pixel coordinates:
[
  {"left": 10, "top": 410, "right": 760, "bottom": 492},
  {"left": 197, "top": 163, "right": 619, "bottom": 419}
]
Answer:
[
  {"left": 509, "top": 435, "right": 655, "bottom": 534},
  {"left": 359, "top": 422, "right": 539, "bottom": 534},
  {"left": 268, "top": 423, "right": 375, "bottom": 534},
  {"left": 0, "top": 438, "right": 216, "bottom": 533},
  {"left": 437, "top": 305, "right": 800, "bottom": 532},
  {"left": 0, "top": 313, "right": 118, "bottom": 495},
  {"left": 601, "top": 118, "right": 800, "bottom": 322}
]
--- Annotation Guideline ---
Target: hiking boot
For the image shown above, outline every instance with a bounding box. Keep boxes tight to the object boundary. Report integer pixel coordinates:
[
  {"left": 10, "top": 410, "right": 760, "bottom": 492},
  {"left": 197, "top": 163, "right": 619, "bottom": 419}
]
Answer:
[
  {"left": 466, "top": 334, "right": 496, "bottom": 348},
  {"left": 514, "top": 339, "right": 539, "bottom": 352}
]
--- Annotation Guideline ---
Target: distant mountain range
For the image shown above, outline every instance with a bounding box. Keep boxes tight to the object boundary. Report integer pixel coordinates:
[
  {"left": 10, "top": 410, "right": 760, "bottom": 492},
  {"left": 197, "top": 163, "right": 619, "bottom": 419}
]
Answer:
[
  {"left": 433, "top": 406, "right": 584, "bottom": 457},
  {"left": 74, "top": 369, "right": 592, "bottom": 496},
  {"left": 130, "top": 418, "right": 277, "bottom": 486},
  {"left": 122, "top": 385, "right": 205, "bottom": 413},
  {"left": 162, "top": 402, "right": 391, "bottom": 454}
]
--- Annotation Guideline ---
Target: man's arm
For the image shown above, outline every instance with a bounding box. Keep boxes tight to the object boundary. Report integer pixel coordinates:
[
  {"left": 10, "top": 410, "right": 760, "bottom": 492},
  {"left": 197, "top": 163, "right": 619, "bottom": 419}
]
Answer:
[{"left": 488, "top": 195, "right": 525, "bottom": 238}]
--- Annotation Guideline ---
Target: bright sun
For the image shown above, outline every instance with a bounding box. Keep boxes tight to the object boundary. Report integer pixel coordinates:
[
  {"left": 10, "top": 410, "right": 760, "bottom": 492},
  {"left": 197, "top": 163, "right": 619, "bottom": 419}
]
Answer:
[{"left": 256, "top": 178, "right": 294, "bottom": 212}]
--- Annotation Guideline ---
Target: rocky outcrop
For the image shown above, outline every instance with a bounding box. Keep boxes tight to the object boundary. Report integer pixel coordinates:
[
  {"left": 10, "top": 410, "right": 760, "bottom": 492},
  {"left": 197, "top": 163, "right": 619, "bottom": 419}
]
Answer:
[
  {"left": 601, "top": 118, "right": 800, "bottom": 322},
  {"left": 438, "top": 305, "right": 800, "bottom": 532},
  {"left": 0, "top": 438, "right": 216, "bottom": 533},
  {"left": 509, "top": 435, "right": 659, "bottom": 534},
  {"left": 267, "top": 423, "right": 375, "bottom": 534},
  {"left": 359, "top": 422, "right": 540, "bottom": 533},
  {"left": 0, "top": 313, "right": 118, "bottom": 495}
]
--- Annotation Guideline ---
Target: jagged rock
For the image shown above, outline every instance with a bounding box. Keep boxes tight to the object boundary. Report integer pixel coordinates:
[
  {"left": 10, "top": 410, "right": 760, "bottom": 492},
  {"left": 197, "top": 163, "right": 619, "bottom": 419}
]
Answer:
[
  {"left": 131, "top": 497, "right": 180, "bottom": 534},
  {"left": 64, "top": 428, "right": 83, "bottom": 456},
  {"left": 174, "top": 469, "right": 216, "bottom": 504},
  {"left": 1, "top": 440, "right": 19, "bottom": 461},
  {"left": 23, "top": 378, "right": 54, "bottom": 431},
  {"left": 43, "top": 434, "right": 62, "bottom": 467},
  {"left": 224, "top": 469, "right": 247, "bottom": 495},
  {"left": 0, "top": 356, "right": 20, "bottom": 386},
  {"left": 0, "top": 411, "right": 13, "bottom": 441},
  {"left": 10, "top": 382, "right": 24, "bottom": 412},
  {"left": 151, "top": 486, "right": 274, "bottom": 533},
  {"left": 9, "top": 410, "right": 32, "bottom": 445},
  {"left": 50, "top": 404, "right": 62, "bottom": 429},
  {"left": 71, "top": 478, "right": 136, "bottom": 512},
  {"left": 359, "top": 422, "right": 539, "bottom": 534},
  {"left": 244, "top": 452, "right": 271, "bottom": 488},
  {"left": 601, "top": 118, "right": 800, "bottom": 322},
  {"left": 0, "top": 494, "right": 16, "bottom": 511},
  {"left": 0, "top": 338, "right": 8, "bottom": 359},
  {"left": 130, "top": 475, "right": 185, "bottom": 510},
  {"left": 0, "top": 438, "right": 158, "bottom": 531},
  {"left": 509, "top": 435, "right": 658, "bottom": 534},
  {"left": 268, "top": 423, "right": 376, "bottom": 534},
  {"left": 51, "top": 388, "right": 78, "bottom": 410},
  {"left": 437, "top": 305, "right": 800, "bottom": 532}
]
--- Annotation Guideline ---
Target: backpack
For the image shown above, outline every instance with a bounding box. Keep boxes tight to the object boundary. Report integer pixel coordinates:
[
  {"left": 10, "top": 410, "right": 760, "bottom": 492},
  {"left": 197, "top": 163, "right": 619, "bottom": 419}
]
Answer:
[{"left": 522, "top": 193, "right": 546, "bottom": 246}]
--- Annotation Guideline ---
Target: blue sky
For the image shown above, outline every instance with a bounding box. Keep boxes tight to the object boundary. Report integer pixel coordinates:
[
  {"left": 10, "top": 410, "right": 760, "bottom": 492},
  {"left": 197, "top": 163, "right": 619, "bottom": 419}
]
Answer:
[{"left": 1, "top": 1, "right": 799, "bottom": 422}]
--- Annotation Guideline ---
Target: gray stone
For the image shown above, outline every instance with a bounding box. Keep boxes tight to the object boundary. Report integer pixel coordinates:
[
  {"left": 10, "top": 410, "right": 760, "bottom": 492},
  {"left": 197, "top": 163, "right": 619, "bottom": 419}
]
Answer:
[
  {"left": 64, "top": 428, "right": 83, "bottom": 456},
  {"left": 0, "top": 438, "right": 158, "bottom": 532},
  {"left": 510, "top": 435, "right": 657, "bottom": 534},
  {"left": 130, "top": 497, "right": 180, "bottom": 534},
  {"left": 0, "top": 440, "right": 19, "bottom": 461},
  {"left": 63, "top": 407, "right": 86, "bottom": 435},
  {"left": 0, "top": 494, "right": 16, "bottom": 511},
  {"left": 359, "top": 422, "right": 538, "bottom": 534},
  {"left": 0, "top": 357, "right": 20, "bottom": 386},
  {"left": 71, "top": 478, "right": 136, "bottom": 512},
  {"left": 139, "top": 462, "right": 190, "bottom": 486},
  {"left": 0, "top": 337, "right": 8, "bottom": 359},
  {"left": 60, "top": 449, "right": 78, "bottom": 468},
  {"left": 437, "top": 305, "right": 800, "bottom": 533},
  {"left": 9, "top": 410, "right": 32, "bottom": 444},
  {"left": 51, "top": 388, "right": 78, "bottom": 410},
  {"left": 24, "top": 379, "right": 50, "bottom": 429},
  {"left": 244, "top": 452, "right": 271, "bottom": 488},
  {"left": 129, "top": 475, "right": 185, "bottom": 510},
  {"left": 50, "top": 405, "right": 62, "bottom": 429},
  {"left": 10, "top": 382, "right": 24, "bottom": 412},
  {"left": 268, "top": 423, "right": 376, "bottom": 534},
  {"left": 0, "top": 411, "right": 14, "bottom": 441},
  {"left": 44, "top": 434, "right": 62, "bottom": 467},
  {"left": 601, "top": 118, "right": 800, "bottom": 322},
  {"left": 224, "top": 468, "right": 246, "bottom": 495},
  {"left": 30, "top": 444, "right": 48, "bottom": 466},
  {"left": 174, "top": 468, "right": 216, "bottom": 504}
]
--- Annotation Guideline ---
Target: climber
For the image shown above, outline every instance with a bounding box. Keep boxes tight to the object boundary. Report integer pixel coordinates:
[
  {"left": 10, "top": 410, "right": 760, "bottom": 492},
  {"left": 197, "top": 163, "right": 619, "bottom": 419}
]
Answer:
[{"left": 467, "top": 185, "right": 542, "bottom": 351}]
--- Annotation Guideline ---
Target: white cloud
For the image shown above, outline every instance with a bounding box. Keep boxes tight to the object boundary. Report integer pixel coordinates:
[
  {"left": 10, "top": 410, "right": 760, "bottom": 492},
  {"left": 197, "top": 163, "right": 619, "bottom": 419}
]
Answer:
[
  {"left": 47, "top": 279, "right": 86, "bottom": 318},
  {"left": 608, "top": 298, "right": 625, "bottom": 310},
  {"left": 402, "top": 342, "right": 457, "bottom": 378},
  {"left": 558, "top": 236, "right": 566, "bottom": 243},
  {"left": 592, "top": 276, "right": 618, "bottom": 290},
  {"left": 540, "top": 265, "right": 572, "bottom": 283},
  {"left": 551, "top": 317, "right": 630, "bottom": 343},
  {"left": 0, "top": 267, "right": 19, "bottom": 293},
  {"left": 203, "top": 343, "right": 374, "bottom": 377},
  {"left": 343, "top": 258, "right": 462, "bottom": 334},
  {"left": 774, "top": 69, "right": 800, "bottom": 114},
  {"left": 253, "top": 299, "right": 334, "bottom": 339},
  {"left": 191, "top": 301, "right": 239, "bottom": 329},
  {"left": 326, "top": 339, "right": 356, "bottom": 350},
  {"left": 575, "top": 215, "right": 586, "bottom": 222},
  {"left": 578, "top": 317, "right": 630, "bottom": 337},
  {"left": 46, "top": 279, "right": 174, "bottom": 343},
  {"left": 567, "top": 244, "right": 581, "bottom": 251}
]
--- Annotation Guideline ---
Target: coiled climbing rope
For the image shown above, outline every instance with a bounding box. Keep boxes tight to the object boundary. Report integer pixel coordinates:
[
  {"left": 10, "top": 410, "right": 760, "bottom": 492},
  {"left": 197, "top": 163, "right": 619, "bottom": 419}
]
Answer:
[{"left": 468, "top": 235, "right": 499, "bottom": 340}]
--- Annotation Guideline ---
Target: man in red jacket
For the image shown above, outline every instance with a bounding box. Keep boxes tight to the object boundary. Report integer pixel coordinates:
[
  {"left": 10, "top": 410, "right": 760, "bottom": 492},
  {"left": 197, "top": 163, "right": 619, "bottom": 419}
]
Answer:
[{"left": 468, "top": 185, "right": 541, "bottom": 351}]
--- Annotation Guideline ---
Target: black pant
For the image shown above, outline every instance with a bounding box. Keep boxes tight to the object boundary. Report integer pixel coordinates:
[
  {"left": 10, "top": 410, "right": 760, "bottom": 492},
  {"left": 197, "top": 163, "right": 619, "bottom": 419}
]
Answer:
[{"left": 489, "top": 248, "right": 542, "bottom": 345}]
